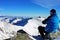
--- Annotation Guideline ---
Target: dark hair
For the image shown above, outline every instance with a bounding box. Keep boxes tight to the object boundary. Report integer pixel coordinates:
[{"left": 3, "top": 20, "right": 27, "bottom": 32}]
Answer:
[{"left": 50, "top": 9, "right": 56, "bottom": 13}]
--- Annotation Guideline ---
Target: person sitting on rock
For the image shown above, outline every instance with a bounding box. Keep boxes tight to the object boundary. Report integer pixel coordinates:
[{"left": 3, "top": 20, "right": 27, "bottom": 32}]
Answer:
[{"left": 38, "top": 9, "right": 59, "bottom": 39}]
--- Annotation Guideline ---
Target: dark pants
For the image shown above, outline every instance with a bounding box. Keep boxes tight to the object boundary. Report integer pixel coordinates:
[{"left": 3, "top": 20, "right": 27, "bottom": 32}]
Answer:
[{"left": 38, "top": 26, "right": 49, "bottom": 38}]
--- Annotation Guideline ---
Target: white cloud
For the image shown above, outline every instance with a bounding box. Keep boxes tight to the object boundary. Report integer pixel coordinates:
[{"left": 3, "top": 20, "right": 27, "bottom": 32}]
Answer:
[{"left": 31, "top": 0, "right": 60, "bottom": 9}]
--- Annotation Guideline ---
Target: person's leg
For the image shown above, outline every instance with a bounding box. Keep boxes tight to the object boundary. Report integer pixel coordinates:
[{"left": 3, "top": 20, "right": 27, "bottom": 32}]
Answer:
[
  {"left": 38, "top": 26, "right": 45, "bottom": 38},
  {"left": 38, "top": 26, "right": 52, "bottom": 40},
  {"left": 44, "top": 31, "right": 52, "bottom": 40}
]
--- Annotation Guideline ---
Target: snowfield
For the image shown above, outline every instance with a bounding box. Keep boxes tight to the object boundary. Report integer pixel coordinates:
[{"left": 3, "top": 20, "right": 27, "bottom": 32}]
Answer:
[{"left": 23, "top": 18, "right": 46, "bottom": 36}]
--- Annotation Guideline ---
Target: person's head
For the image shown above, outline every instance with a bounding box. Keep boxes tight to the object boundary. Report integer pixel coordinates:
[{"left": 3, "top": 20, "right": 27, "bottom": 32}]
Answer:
[{"left": 50, "top": 9, "right": 56, "bottom": 15}]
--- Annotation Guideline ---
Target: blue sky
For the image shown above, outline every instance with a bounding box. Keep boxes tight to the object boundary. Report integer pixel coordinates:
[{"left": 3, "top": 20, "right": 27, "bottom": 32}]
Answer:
[{"left": 0, "top": 0, "right": 60, "bottom": 17}]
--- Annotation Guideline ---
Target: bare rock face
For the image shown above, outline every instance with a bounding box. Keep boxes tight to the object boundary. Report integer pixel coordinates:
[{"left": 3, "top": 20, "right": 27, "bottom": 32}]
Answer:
[{"left": 16, "top": 33, "right": 32, "bottom": 40}]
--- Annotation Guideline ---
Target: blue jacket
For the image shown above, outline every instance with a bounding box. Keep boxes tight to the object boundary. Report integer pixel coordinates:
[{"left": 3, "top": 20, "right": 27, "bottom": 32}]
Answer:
[{"left": 42, "top": 14, "right": 59, "bottom": 33}]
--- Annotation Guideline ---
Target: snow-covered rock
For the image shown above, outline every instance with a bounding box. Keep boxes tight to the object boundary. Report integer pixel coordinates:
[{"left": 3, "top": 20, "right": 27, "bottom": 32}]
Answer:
[
  {"left": 11, "top": 18, "right": 22, "bottom": 24},
  {"left": 0, "top": 31, "right": 10, "bottom": 40},
  {"left": 0, "top": 19, "right": 23, "bottom": 40}
]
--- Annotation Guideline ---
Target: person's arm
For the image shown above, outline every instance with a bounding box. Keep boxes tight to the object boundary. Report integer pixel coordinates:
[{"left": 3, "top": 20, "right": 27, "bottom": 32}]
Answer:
[{"left": 42, "top": 15, "right": 52, "bottom": 24}]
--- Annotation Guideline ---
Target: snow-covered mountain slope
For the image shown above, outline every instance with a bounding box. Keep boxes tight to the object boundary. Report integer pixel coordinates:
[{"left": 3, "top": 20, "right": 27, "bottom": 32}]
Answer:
[
  {"left": 0, "top": 31, "right": 10, "bottom": 40},
  {"left": 12, "top": 18, "right": 32, "bottom": 26},
  {"left": 0, "top": 17, "right": 46, "bottom": 40},
  {"left": 0, "top": 18, "right": 23, "bottom": 40},
  {"left": 11, "top": 18, "right": 22, "bottom": 24},
  {"left": 23, "top": 18, "right": 46, "bottom": 36},
  {"left": 2, "top": 17, "right": 32, "bottom": 26}
]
